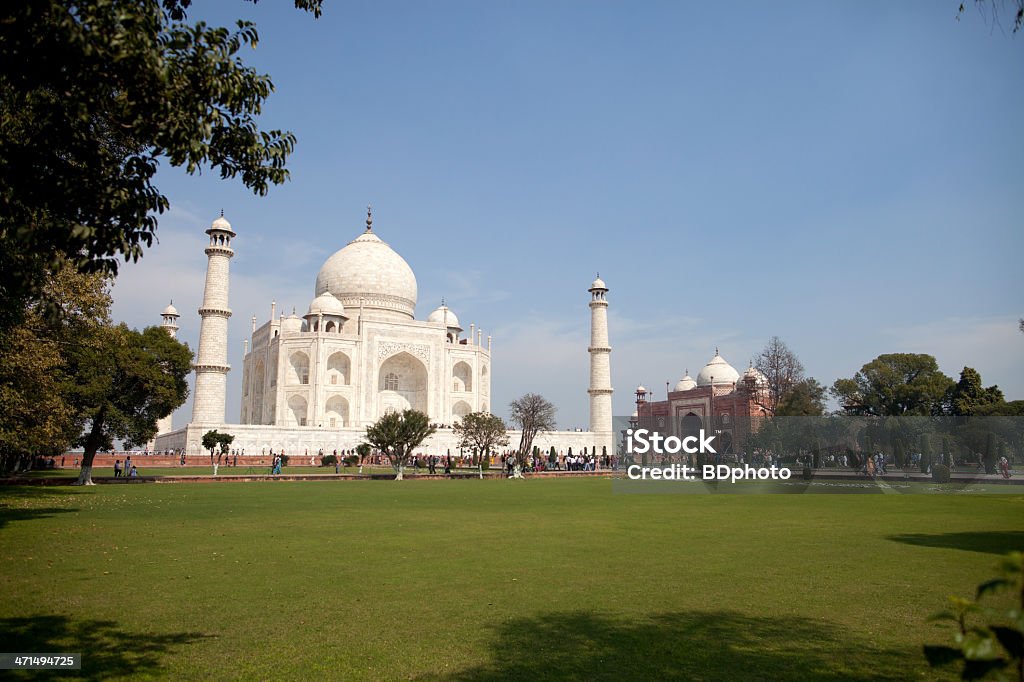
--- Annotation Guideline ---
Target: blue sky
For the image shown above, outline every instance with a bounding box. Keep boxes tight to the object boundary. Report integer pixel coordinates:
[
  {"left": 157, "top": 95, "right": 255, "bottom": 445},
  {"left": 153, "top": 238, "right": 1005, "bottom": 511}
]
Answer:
[{"left": 110, "top": 1, "right": 1024, "bottom": 428}]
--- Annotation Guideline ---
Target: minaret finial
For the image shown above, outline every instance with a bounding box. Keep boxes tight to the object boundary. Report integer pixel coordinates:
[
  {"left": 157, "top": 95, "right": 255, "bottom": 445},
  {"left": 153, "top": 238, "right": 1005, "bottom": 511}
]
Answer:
[
  {"left": 441, "top": 296, "right": 446, "bottom": 307},
  {"left": 715, "top": 346, "right": 719, "bottom": 356},
  {"left": 366, "top": 204, "right": 373, "bottom": 231},
  {"left": 220, "top": 208, "right": 224, "bottom": 217}
]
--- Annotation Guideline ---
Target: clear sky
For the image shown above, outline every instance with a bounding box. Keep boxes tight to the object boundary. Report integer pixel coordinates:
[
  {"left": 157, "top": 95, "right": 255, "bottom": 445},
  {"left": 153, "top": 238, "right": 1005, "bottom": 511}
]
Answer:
[{"left": 110, "top": 0, "right": 1024, "bottom": 429}]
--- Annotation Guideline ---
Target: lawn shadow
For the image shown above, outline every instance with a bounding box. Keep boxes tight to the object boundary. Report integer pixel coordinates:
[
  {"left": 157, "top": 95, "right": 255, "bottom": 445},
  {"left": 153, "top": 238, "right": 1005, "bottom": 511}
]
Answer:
[
  {"left": 0, "top": 505, "right": 77, "bottom": 530},
  {"left": 422, "top": 610, "right": 912, "bottom": 681},
  {"left": 0, "top": 615, "right": 212, "bottom": 680},
  {"left": 887, "top": 531, "right": 1024, "bottom": 555}
]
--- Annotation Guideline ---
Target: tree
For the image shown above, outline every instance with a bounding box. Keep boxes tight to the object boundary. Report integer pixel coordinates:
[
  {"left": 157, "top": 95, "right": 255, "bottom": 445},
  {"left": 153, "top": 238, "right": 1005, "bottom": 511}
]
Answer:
[
  {"left": 0, "top": 0, "right": 322, "bottom": 331},
  {"left": 70, "top": 323, "right": 193, "bottom": 484},
  {"left": 958, "top": 0, "right": 1024, "bottom": 33},
  {"left": 364, "top": 410, "right": 436, "bottom": 481},
  {"left": 356, "top": 443, "right": 371, "bottom": 474},
  {"left": 775, "top": 378, "right": 827, "bottom": 417},
  {"left": 947, "top": 367, "right": 1005, "bottom": 416},
  {"left": 453, "top": 412, "right": 509, "bottom": 468},
  {"left": 509, "top": 394, "right": 557, "bottom": 477},
  {"left": 201, "top": 429, "right": 235, "bottom": 461},
  {"left": 754, "top": 336, "right": 805, "bottom": 417},
  {"left": 831, "top": 353, "right": 954, "bottom": 416},
  {"left": 0, "top": 267, "right": 113, "bottom": 474}
]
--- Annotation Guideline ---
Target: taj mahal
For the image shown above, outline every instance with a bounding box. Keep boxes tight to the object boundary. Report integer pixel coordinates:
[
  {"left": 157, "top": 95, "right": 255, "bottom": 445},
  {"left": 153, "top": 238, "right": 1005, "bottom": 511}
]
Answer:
[{"left": 153, "top": 209, "right": 615, "bottom": 458}]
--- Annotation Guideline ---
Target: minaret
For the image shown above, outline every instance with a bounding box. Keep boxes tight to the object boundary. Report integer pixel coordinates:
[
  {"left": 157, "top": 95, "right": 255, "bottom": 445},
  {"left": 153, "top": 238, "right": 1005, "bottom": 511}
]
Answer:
[
  {"left": 191, "top": 212, "right": 235, "bottom": 424},
  {"left": 155, "top": 301, "right": 181, "bottom": 435},
  {"left": 588, "top": 274, "right": 613, "bottom": 452}
]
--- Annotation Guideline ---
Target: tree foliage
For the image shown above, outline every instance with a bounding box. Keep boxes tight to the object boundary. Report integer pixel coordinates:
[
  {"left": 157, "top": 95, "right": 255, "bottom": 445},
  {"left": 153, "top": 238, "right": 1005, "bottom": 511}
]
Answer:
[
  {"left": 202, "top": 429, "right": 236, "bottom": 459},
  {"left": 364, "top": 410, "right": 436, "bottom": 480},
  {"left": 0, "top": 0, "right": 322, "bottom": 330},
  {"left": 509, "top": 393, "right": 557, "bottom": 469},
  {"left": 453, "top": 412, "right": 509, "bottom": 462},
  {"left": 775, "top": 378, "right": 827, "bottom": 417},
  {"left": 0, "top": 267, "right": 112, "bottom": 474},
  {"left": 947, "top": 367, "right": 1006, "bottom": 416},
  {"left": 831, "top": 353, "right": 954, "bottom": 416},
  {"left": 71, "top": 323, "right": 193, "bottom": 484},
  {"left": 754, "top": 336, "right": 805, "bottom": 417}
]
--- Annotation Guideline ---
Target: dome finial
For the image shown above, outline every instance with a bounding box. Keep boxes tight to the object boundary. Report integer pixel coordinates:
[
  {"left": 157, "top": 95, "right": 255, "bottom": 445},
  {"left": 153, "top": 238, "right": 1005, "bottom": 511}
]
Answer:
[
  {"left": 441, "top": 296, "right": 446, "bottom": 307},
  {"left": 366, "top": 204, "right": 373, "bottom": 231},
  {"left": 220, "top": 208, "right": 224, "bottom": 217},
  {"left": 715, "top": 346, "right": 719, "bottom": 356}
]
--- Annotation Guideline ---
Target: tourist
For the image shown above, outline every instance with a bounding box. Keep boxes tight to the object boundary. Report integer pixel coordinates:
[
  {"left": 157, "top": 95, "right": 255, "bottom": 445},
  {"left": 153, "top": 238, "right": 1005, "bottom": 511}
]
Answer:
[
  {"left": 1000, "top": 457, "right": 1011, "bottom": 479},
  {"left": 114, "top": 459, "right": 122, "bottom": 478},
  {"left": 129, "top": 465, "right": 138, "bottom": 477}
]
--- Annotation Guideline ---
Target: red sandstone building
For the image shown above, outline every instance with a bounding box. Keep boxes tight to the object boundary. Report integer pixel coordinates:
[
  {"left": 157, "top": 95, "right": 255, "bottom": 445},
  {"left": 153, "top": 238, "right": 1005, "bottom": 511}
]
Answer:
[{"left": 633, "top": 350, "right": 770, "bottom": 456}]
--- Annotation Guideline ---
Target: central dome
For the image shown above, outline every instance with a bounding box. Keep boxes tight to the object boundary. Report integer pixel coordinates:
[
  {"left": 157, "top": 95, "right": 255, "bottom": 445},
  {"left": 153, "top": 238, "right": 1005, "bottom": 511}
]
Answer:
[
  {"left": 314, "top": 219, "right": 417, "bottom": 321},
  {"left": 696, "top": 350, "right": 740, "bottom": 387}
]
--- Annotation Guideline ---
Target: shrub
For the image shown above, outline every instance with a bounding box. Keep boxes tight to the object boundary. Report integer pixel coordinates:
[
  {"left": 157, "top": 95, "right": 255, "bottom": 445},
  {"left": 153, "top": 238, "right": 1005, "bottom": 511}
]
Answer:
[
  {"left": 919, "top": 433, "right": 931, "bottom": 474},
  {"left": 924, "top": 551, "right": 1023, "bottom": 679},
  {"left": 343, "top": 455, "right": 359, "bottom": 467},
  {"left": 321, "top": 454, "right": 338, "bottom": 467},
  {"left": 280, "top": 454, "right": 290, "bottom": 466},
  {"left": 931, "top": 464, "right": 951, "bottom": 484},
  {"left": 801, "top": 466, "right": 813, "bottom": 481}
]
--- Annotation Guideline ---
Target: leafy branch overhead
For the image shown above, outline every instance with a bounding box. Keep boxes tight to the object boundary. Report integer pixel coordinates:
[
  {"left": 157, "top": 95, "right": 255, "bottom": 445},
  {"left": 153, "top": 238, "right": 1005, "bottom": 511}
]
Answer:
[{"left": 0, "top": 0, "right": 322, "bottom": 330}]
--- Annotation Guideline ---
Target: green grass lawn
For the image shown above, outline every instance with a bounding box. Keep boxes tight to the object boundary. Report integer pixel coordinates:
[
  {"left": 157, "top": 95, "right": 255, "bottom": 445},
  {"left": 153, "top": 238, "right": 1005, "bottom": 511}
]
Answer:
[
  {"left": 15, "top": 465, "right": 473, "bottom": 478},
  {"left": 1, "top": 478, "right": 1021, "bottom": 680}
]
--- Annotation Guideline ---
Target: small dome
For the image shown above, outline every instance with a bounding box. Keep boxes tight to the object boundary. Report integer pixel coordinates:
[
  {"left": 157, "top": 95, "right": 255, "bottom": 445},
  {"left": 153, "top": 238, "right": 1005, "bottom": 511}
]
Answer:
[
  {"left": 427, "top": 304, "right": 462, "bottom": 330},
  {"left": 161, "top": 302, "right": 179, "bottom": 317},
  {"left": 211, "top": 215, "right": 231, "bottom": 230},
  {"left": 636, "top": 385, "right": 647, "bottom": 394},
  {"left": 696, "top": 351, "right": 740, "bottom": 387},
  {"left": 590, "top": 276, "right": 607, "bottom": 290},
  {"left": 741, "top": 364, "right": 768, "bottom": 387},
  {"left": 631, "top": 409, "right": 639, "bottom": 418},
  {"left": 674, "top": 371, "right": 697, "bottom": 392},
  {"left": 307, "top": 291, "right": 346, "bottom": 318}
]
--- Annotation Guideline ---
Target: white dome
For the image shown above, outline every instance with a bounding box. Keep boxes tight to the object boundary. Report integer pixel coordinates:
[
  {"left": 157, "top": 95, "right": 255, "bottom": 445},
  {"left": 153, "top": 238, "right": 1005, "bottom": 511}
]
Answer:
[
  {"left": 314, "top": 224, "right": 417, "bottom": 321},
  {"left": 590, "top": 276, "right": 607, "bottom": 290},
  {"left": 209, "top": 213, "right": 234, "bottom": 234},
  {"left": 307, "top": 291, "right": 346, "bottom": 317},
  {"left": 161, "top": 302, "right": 179, "bottom": 317},
  {"left": 674, "top": 372, "right": 697, "bottom": 392},
  {"left": 741, "top": 364, "right": 768, "bottom": 387},
  {"left": 696, "top": 351, "right": 740, "bottom": 387},
  {"left": 636, "top": 385, "right": 647, "bottom": 393},
  {"left": 427, "top": 304, "right": 461, "bottom": 330}
]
